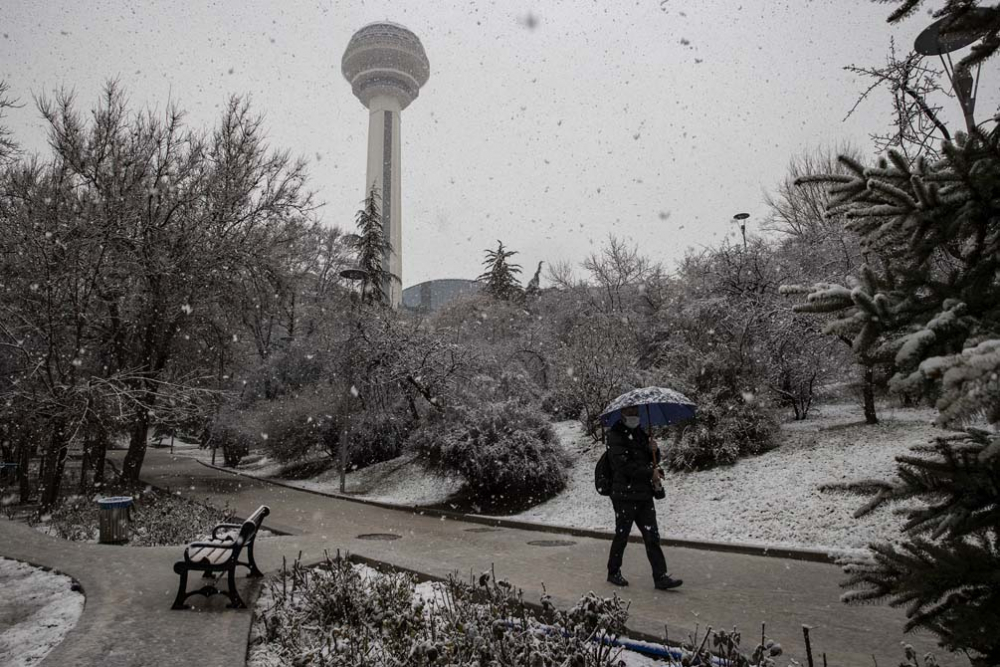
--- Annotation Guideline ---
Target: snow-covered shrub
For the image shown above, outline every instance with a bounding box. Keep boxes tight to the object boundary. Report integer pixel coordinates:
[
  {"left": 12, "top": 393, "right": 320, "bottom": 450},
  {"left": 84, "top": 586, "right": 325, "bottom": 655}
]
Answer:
[
  {"left": 38, "top": 489, "right": 232, "bottom": 546},
  {"left": 345, "top": 409, "right": 411, "bottom": 468},
  {"left": 251, "top": 555, "right": 631, "bottom": 667},
  {"left": 540, "top": 387, "right": 585, "bottom": 421},
  {"left": 240, "top": 348, "right": 330, "bottom": 403},
  {"left": 207, "top": 410, "right": 258, "bottom": 466},
  {"left": 256, "top": 390, "right": 342, "bottom": 463},
  {"left": 449, "top": 368, "right": 542, "bottom": 416},
  {"left": 663, "top": 396, "right": 778, "bottom": 471},
  {"left": 408, "top": 400, "right": 569, "bottom": 508}
]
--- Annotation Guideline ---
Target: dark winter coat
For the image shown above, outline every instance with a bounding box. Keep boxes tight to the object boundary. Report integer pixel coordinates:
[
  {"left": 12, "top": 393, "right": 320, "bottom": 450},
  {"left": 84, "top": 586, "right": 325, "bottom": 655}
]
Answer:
[{"left": 607, "top": 421, "right": 660, "bottom": 501}]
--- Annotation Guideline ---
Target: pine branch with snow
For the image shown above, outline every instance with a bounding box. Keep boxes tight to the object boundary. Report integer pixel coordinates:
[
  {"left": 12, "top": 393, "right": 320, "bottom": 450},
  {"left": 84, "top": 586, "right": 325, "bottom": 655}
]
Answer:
[{"left": 835, "top": 429, "right": 1000, "bottom": 664}]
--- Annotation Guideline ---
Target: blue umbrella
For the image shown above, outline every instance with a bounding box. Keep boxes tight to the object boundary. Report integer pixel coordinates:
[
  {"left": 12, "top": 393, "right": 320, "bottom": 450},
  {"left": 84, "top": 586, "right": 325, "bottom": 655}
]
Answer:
[{"left": 599, "top": 387, "right": 696, "bottom": 429}]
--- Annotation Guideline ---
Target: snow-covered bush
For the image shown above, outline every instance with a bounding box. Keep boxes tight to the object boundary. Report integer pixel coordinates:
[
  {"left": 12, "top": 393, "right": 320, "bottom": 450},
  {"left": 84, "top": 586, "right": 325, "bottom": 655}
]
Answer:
[
  {"left": 540, "top": 387, "right": 585, "bottom": 421},
  {"left": 345, "top": 410, "right": 411, "bottom": 468},
  {"left": 256, "top": 390, "right": 342, "bottom": 463},
  {"left": 408, "top": 400, "right": 569, "bottom": 509},
  {"left": 240, "top": 348, "right": 331, "bottom": 404},
  {"left": 663, "top": 395, "right": 778, "bottom": 471},
  {"left": 207, "top": 410, "right": 258, "bottom": 466},
  {"left": 251, "top": 555, "right": 631, "bottom": 667},
  {"left": 38, "top": 489, "right": 233, "bottom": 546}
]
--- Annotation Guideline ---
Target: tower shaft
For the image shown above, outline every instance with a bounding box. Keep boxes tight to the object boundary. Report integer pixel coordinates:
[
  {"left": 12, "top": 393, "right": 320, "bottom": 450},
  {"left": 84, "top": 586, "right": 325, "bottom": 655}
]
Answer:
[
  {"left": 342, "top": 21, "right": 429, "bottom": 309},
  {"left": 364, "top": 96, "right": 403, "bottom": 306}
]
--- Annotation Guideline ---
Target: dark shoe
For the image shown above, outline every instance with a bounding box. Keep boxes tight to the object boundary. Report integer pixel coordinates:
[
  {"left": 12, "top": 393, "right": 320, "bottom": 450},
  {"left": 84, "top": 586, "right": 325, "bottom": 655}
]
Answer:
[
  {"left": 654, "top": 574, "right": 683, "bottom": 590},
  {"left": 607, "top": 570, "right": 629, "bottom": 587}
]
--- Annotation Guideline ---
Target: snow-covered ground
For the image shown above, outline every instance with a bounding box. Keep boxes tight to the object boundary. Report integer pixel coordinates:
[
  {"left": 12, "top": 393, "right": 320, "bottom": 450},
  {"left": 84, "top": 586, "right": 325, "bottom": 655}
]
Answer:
[
  {"left": 267, "top": 452, "right": 464, "bottom": 507},
  {"left": 0, "top": 557, "right": 84, "bottom": 667},
  {"left": 515, "top": 404, "right": 948, "bottom": 553},
  {"left": 176, "top": 402, "right": 952, "bottom": 553},
  {"left": 179, "top": 444, "right": 465, "bottom": 507}
]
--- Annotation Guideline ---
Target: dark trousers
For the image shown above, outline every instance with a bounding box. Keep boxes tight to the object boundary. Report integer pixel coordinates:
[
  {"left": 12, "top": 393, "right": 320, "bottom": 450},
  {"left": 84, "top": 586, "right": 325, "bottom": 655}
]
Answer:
[{"left": 607, "top": 498, "right": 667, "bottom": 580}]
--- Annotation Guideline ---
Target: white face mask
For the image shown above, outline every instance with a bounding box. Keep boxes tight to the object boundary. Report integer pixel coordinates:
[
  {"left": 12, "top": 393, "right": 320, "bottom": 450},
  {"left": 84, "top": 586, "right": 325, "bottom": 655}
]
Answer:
[{"left": 623, "top": 416, "right": 640, "bottom": 429}]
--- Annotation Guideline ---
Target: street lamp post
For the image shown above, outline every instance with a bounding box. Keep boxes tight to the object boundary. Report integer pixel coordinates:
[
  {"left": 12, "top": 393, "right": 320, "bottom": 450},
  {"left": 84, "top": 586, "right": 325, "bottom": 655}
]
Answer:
[
  {"left": 914, "top": 9, "right": 992, "bottom": 133},
  {"left": 338, "top": 267, "right": 368, "bottom": 494},
  {"left": 732, "top": 212, "right": 750, "bottom": 249}
]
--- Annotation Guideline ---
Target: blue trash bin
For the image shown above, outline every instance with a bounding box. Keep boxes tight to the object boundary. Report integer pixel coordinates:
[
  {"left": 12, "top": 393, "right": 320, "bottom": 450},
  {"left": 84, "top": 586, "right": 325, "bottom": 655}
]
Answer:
[{"left": 96, "top": 496, "right": 133, "bottom": 544}]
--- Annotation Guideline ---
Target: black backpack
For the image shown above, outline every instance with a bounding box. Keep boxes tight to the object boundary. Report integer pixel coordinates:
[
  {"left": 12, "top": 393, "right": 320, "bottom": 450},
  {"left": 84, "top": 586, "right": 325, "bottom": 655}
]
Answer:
[{"left": 595, "top": 448, "right": 613, "bottom": 496}]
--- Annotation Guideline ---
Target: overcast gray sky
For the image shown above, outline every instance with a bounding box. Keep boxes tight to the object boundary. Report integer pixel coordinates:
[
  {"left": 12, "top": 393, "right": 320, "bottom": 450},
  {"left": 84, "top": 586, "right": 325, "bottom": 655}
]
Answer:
[{"left": 2, "top": 1, "right": 996, "bottom": 288}]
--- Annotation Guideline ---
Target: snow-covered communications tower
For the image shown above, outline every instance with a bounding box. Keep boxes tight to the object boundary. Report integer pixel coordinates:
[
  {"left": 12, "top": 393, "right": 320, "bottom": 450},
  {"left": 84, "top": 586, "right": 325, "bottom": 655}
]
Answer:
[{"left": 342, "top": 22, "right": 430, "bottom": 307}]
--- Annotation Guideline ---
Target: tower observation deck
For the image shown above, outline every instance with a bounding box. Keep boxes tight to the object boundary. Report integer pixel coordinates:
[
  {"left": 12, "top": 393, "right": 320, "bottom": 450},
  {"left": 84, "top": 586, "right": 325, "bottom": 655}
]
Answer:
[{"left": 342, "top": 22, "right": 430, "bottom": 306}]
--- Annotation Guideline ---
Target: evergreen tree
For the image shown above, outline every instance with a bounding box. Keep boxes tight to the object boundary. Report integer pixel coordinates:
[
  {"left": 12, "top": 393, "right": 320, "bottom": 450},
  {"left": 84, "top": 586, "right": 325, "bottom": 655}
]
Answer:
[
  {"left": 352, "top": 184, "right": 397, "bottom": 306},
  {"left": 781, "top": 262, "right": 891, "bottom": 423},
  {"left": 836, "top": 428, "right": 1000, "bottom": 665},
  {"left": 477, "top": 240, "right": 523, "bottom": 302},
  {"left": 782, "top": 132, "right": 1000, "bottom": 411},
  {"left": 786, "top": 125, "right": 1000, "bottom": 661},
  {"left": 525, "top": 261, "right": 544, "bottom": 300}
]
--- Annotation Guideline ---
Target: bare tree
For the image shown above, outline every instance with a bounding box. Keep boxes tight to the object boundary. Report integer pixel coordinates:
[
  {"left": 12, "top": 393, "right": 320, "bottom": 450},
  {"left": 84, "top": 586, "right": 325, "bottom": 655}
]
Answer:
[
  {"left": 582, "top": 235, "right": 659, "bottom": 313},
  {"left": 0, "top": 80, "right": 18, "bottom": 165},
  {"left": 0, "top": 83, "right": 316, "bottom": 500},
  {"left": 844, "top": 39, "right": 951, "bottom": 160}
]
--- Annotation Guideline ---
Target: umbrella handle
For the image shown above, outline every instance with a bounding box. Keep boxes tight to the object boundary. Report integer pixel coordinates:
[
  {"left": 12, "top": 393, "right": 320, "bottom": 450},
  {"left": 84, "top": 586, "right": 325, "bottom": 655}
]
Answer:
[{"left": 643, "top": 404, "right": 657, "bottom": 461}]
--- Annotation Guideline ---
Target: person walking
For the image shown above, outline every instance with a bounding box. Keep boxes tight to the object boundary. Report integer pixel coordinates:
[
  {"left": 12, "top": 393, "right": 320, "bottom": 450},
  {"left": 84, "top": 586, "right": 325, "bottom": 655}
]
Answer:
[{"left": 606, "top": 404, "right": 683, "bottom": 590}]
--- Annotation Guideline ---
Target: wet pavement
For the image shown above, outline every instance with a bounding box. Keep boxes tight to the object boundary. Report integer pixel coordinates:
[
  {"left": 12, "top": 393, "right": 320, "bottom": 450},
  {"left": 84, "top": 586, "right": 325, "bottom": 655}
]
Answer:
[{"left": 0, "top": 448, "right": 945, "bottom": 666}]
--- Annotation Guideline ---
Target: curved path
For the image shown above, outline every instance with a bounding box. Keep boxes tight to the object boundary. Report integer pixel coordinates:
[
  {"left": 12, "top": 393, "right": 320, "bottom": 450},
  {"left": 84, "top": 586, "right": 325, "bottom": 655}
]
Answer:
[{"left": 0, "top": 448, "right": 943, "bottom": 667}]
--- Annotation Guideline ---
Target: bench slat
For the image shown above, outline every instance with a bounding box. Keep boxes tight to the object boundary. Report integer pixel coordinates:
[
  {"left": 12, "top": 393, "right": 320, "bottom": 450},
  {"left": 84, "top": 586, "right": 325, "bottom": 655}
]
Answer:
[
  {"left": 207, "top": 548, "right": 231, "bottom": 564},
  {"left": 187, "top": 540, "right": 234, "bottom": 565}
]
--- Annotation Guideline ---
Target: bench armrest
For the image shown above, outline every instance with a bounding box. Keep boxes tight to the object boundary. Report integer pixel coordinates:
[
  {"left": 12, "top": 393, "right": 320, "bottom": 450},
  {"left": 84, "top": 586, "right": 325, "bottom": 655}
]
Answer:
[{"left": 211, "top": 523, "right": 243, "bottom": 539}]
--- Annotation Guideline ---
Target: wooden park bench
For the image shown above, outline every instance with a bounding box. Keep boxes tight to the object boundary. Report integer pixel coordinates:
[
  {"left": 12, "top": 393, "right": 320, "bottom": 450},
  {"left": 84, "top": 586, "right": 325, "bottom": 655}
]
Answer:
[{"left": 171, "top": 505, "right": 270, "bottom": 610}]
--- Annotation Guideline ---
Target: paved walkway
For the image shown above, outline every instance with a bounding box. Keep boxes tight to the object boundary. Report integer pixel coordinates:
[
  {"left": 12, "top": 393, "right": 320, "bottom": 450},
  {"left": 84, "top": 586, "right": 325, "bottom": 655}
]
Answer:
[{"left": 1, "top": 449, "right": 944, "bottom": 667}]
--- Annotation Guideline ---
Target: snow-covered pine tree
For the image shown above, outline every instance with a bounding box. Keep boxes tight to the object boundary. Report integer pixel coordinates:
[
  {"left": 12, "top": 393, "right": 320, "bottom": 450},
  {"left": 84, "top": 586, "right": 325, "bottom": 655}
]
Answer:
[
  {"left": 837, "top": 427, "right": 1000, "bottom": 665},
  {"left": 525, "top": 261, "right": 544, "bottom": 300},
  {"left": 352, "top": 184, "right": 397, "bottom": 306},
  {"left": 477, "top": 240, "right": 524, "bottom": 302},
  {"left": 781, "top": 263, "right": 895, "bottom": 423},
  {"left": 783, "top": 129, "right": 1000, "bottom": 413},
  {"left": 788, "top": 124, "right": 1000, "bottom": 661}
]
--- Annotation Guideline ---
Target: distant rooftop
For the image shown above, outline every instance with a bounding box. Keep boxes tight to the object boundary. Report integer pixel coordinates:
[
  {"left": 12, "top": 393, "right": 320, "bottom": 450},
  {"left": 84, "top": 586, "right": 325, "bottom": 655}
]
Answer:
[{"left": 402, "top": 279, "right": 480, "bottom": 313}]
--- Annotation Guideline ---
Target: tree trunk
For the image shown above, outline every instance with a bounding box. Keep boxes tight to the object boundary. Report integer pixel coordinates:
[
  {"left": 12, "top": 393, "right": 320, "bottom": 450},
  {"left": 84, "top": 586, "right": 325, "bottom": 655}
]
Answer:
[
  {"left": 39, "top": 422, "right": 68, "bottom": 509},
  {"left": 78, "top": 436, "right": 92, "bottom": 494},
  {"left": 91, "top": 424, "right": 109, "bottom": 486},
  {"left": 862, "top": 363, "right": 879, "bottom": 425},
  {"left": 122, "top": 404, "right": 151, "bottom": 483},
  {"left": 18, "top": 439, "right": 32, "bottom": 503}
]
